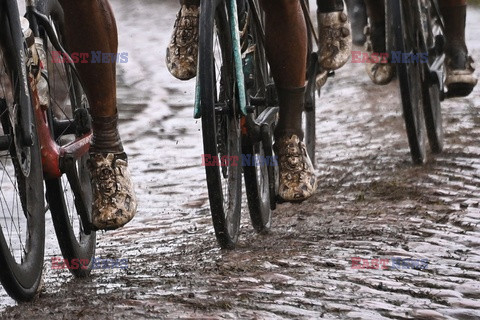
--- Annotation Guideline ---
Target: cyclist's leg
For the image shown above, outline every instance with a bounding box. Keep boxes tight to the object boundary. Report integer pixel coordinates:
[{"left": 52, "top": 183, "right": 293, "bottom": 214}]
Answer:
[
  {"left": 260, "top": 0, "right": 317, "bottom": 201},
  {"left": 364, "top": 0, "right": 385, "bottom": 54},
  {"left": 363, "top": 0, "right": 394, "bottom": 84},
  {"left": 345, "top": 0, "right": 368, "bottom": 46},
  {"left": 58, "top": 0, "right": 137, "bottom": 230},
  {"left": 317, "top": 0, "right": 353, "bottom": 70},
  {"left": 439, "top": 0, "right": 477, "bottom": 96},
  {"left": 166, "top": 0, "right": 200, "bottom": 80}
]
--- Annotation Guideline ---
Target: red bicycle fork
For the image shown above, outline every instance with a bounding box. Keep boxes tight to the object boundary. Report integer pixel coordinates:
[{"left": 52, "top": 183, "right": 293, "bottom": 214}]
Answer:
[{"left": 31, "top": 79, "right": 91, "bottom": 180}]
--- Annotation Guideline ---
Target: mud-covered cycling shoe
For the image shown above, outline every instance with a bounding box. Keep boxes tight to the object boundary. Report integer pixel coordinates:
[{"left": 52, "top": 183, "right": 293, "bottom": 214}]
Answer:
[
  {"left": 317, "top": 11, "right": 352, "bottom": 70},
  {"left": 88, "top": 152, "right": 137, "bottom": 231},
  {"left": 364, "top": 24, "right": 394, "bottom": 85},
  {"left": 445, "top": 51, "right": 478, "bottom": 97},
  {"left": 365, "top": 60, "right": 394, "bottom": 85},
  {"left": 274, "top": 134, "right": 317, "bottom": 202},
  {"left": 166, "top": 5, "right": 199, "bottom": 80}
]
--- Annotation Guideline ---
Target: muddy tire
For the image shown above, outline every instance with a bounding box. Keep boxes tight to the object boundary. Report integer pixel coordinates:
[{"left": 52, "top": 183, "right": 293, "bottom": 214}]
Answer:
[
  {"left": 199, "top": 0, "right": 242, "bottom": 249},
  {"left": 40, "top": 12, "right": 96, "bottom": 276},
  {"left": 0, "top": 66, "right": 45, "bottom": 301},
  {"left": 389, "top": 0, "right": 427, "bottom": 164}
]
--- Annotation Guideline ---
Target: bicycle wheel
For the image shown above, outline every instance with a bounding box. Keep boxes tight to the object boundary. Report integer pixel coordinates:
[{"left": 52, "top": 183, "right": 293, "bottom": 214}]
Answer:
[
  {"left": 0, "top": 44, "right": 45, "bottom": 300},
  {"left": 243, "top": 141, "right": 271, "bottom": 232},
  {"left": 420, "top": 0, "right": 444, "bottom": 154},
  {"left": 199, "top": 0, "right": 242, "bottom": 248},
  {"left": 388, "top": 0, "right": 427, "bottom": 164},
  {"left": 303, "top": 0, "right": 317, "bottom": 165},
  {"left": 424, "top": 82, "right": 443, "bottom": 153},
  {"left": 39, "top": 15, "right": 96, "bottom": 276},
  {"left": 242, "top": 0, "right": 272, "bottom": 232}
]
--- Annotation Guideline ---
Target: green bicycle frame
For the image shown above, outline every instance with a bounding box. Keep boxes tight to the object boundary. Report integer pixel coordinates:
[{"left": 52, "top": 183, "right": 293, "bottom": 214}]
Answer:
[{"left": 194, "top": 0, "right": 248, "bottom": 118}]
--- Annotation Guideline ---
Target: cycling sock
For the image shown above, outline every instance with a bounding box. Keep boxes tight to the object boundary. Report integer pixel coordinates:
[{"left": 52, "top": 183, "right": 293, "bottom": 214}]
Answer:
[
  {"left": 180, "top": 0, "right": 199, "bottom": 6},
  {"left": 317, "top": 0, "right": 345, "bottom": 13},
  {"left": 345, "top": 0, "right": 368, "bottom": 45},
  {"left": 274, "top": 86, "right": 306, "bottom": 141},
  {"left": 91, "top": 113, "right": 124, "bottom": 154},
  {"left": 363, "top": 0, "right": 387, "bottom": 54},
  {"left": 439, "top": 0, "right": 466, "bottom": 7},
  {"left": 441, "top": 4, "right": 468, "bottom": 68},
  {"left": 369, "top": 21, "right": 386, "bottom": 53}
]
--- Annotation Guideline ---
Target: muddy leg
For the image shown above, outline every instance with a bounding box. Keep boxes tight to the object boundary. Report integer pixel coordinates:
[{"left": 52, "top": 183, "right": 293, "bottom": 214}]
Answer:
[
  {"left": 260, "top": 0, "right": 306, "bottom": 138},
  {"left": 439, "top": 0, "right": 477, "bottom": 96},
  {"left": 59, "top": 0, "right": 137, "bottom": 230},
  {"left": 363, "top": 0, "right": 394, "bottom": 84},
  {"left": 260, "top": 0, "right": 317, "bottom": 202}
]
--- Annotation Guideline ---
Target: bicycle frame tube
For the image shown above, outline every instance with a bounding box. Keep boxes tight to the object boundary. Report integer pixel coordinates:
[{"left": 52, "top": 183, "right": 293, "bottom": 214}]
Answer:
[
  {"left": 194, "top": 0, "right": 248, "bottom": 118},
  {"left": 31, "top": 93, "right": 91, "bottom": 179},
  {"left": 228, "top": 0, "right": 247, "bottom": 116}
]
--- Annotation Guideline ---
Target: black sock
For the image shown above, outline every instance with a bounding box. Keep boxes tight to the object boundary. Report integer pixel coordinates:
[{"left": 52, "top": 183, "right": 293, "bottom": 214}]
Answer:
[
  {"left": 441, "top": 4, "right": 468, "bottom": 68},
  {"left": 369, "top": 21, "right": 386, "bottom": 53},
  {"left": 317, "top": 0, "right": 345, "bottom": 13},
  {"left": 274, "top": 86, "right": 306, "bottom": 141},
  {"left": 91, "top": 114, "right": 124, "bottom": 154},
  {"left": 180, "top": 0, "right": 199, "bottom": 6}
]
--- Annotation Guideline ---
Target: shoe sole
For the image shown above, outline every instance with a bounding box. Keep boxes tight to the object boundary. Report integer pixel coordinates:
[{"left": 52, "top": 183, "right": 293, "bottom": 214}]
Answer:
[{"left": 447, "top": 82, "right": 475, "bottom": 98}]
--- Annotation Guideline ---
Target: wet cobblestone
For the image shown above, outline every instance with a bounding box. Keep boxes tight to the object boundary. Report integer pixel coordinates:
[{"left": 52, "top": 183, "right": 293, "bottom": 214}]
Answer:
[{"left": 0, "top": 1, "right": 479, "bottom": 319}]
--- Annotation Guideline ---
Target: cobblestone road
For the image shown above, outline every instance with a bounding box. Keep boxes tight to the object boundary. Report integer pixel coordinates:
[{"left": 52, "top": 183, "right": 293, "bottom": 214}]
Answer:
[{"left": 0, "top": 1, "right": 479, "bottom": 319}]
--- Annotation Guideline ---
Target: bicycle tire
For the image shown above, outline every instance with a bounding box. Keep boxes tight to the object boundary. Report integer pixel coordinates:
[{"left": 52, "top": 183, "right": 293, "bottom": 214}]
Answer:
[
  {"left": 0, "top": 45, "right": 45, "bottom": 300},
  {"left": 243, "top": 142, "right": 271, "bottom": 232},
  {"left": 421, "top": 0, "right": 444, "bottom": 154},
  {"left": 423, "top": 82, "right": 443, "bottom": 153},
  {"left": 199, "top": 0, "right": 243, "bottom": 249},
  {"left": 303, "top": 0, "right": 317, "bottom": 165},
  {"left": 242, "top": 0, "right": 272, "bottom": 232},
  {"left": 39, "top": 16, "right": 96, "bottom": 276},
  {"left": 389, "top": 0, "right": 427, "bottom": 164}
]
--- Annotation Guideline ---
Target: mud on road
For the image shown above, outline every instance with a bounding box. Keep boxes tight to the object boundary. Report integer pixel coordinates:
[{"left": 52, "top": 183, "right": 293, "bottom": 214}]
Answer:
[{"left": 0, "top": 1, "right": 479, "bottom": 319}]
